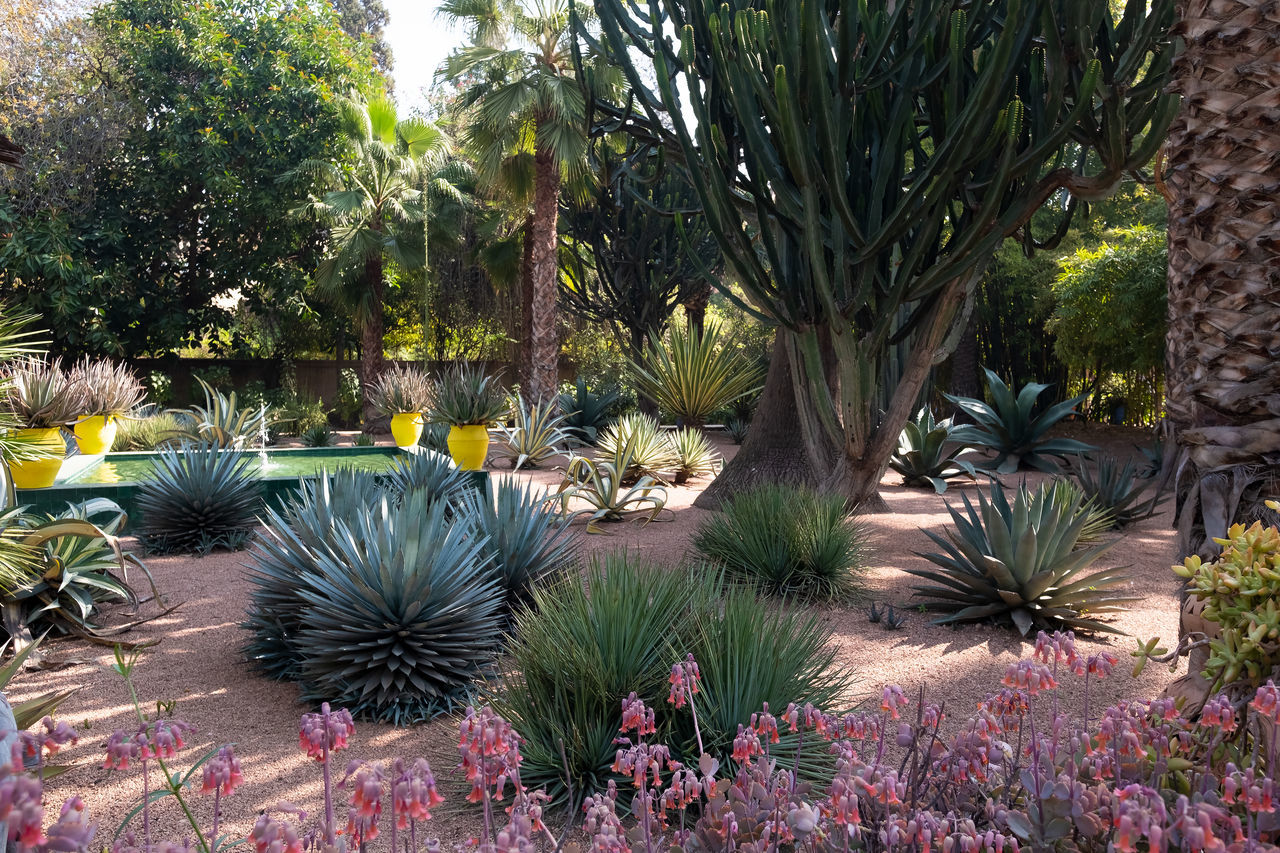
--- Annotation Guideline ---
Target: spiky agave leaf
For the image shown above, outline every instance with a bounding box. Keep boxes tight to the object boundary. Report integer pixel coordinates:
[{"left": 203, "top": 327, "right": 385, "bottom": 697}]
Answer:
[
  {"left": 2, "top": 356, "right": 83, "bottom": 428},
  {"left": 555, "top": 444, "right": 667, "bottom": 533},
  {"left": 558, "top": 378, "right": 618, "bottom": 445},
  {"left": 888, "top": 407, "right": 979, "bottom": 493},
  {"left": 907, "top": 481, "right": 1136, "bottom": 637},
  {"left": 243, "top": 468, "right": 386, "bottom": 681},
  {"left": 724, "top": 418, "right": 749, "bottom": 444},
  {"left": 136, "top": 443, "right": 259, "bottom": 554},
  {"left": 367, "top": 363, "right": 433, "bottom": 415},
  {"left": 671, "top": 427, "right": 721, "bottom": 484},
  {"left": 291, "top": 493, "right": 504, "bottom": 723},
  {"left": 597, "top": 413, "right": 680, "bottom": 483},
  {"left": 1069, "top": 452, "right": 1167, "bottom": 528},
  {"left": 383, "top": 448, "right": 471, "bottom": 508},
  {"left": 494, "top": 394, "right": 574, "bottom": 469},
  {"left": 427, "top": 364, "right": 507, "bottom": 427},
  {"left": 169, "top": 379, "right": 273, "bottom": 449},
  {"left": 945, "top": 368, "right": 1095, "bottom": 474},
  {"left": 67, "top": 357, "right": 145, "bottom": 416},
  {"left": 630, "top": 321, "right": 762, "bottom": 427},
  {"left": 461, "top": 476, "right": 578, "bottom": 609}
]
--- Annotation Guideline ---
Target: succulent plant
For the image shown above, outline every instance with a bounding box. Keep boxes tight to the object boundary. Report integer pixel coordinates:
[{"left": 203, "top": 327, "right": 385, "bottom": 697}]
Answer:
[
  {"left": 418, "top": 421, "right": 451, "bottom": 454},
  {"left": 1069, "top": 452, "right": 1166, "bottom": 528},
  {"left": 724, "top": 417, "right": 749, "bottom": 444},
  {"left": 558, "top": 378, "right": 619, "bottom": 445},
  {"left": 382, "top": 449, "right": 471, "bottom": 510},
  {"left": 352, "top": 432, "right": 375, "bottom": 447},
  {"left": 888, "top": 407, "right": 979, "bottom": 493},
  {"left": 461, "top": 476, "right": 578, "bottom": 610},
  {"left": 67, "top": 357, "right": 146, "bottom": 416},
  {"left": 300, "top": 424, "right": 336, "bottom": 447},
  {"left": 597, "top": 412, "right": 680, "bottom": 483},
  {"left": 944, "top": 368, "right": 1095, "bottom": 474},
  {"left": 493, "top": 394, "right": 574, "bottom": 470},
  {"left": 111, "top": 409, "right": 185, "bottom": 451},
  {"left": 367, "top": 364, "right": 433, "bottom": 415},
  {"left": 1, "top": 356, "right": 83, "bottom": 428},
  {"left": 555, "top": 444, "right": 667, "bottom": 533},
  {"left": 136, "top": 443, "right": 260, "bottom": 554},
  {"left": 693, "top": 484, "right": 870, "bottom": 601},
  {"left": 908, "top": 481, "right": 1136, "bottom": 636},
  {"left": 630, "top": 322, "right": 763, "bottom": 428},
  {"left": 170, "top": 379, "right": 273, "bottom": 449},
  {"left": 427, "top": 364, "right": 507, "bottom": 427},
  {"left": 670, "top": 426, "right": 721, "bottom": 484}
]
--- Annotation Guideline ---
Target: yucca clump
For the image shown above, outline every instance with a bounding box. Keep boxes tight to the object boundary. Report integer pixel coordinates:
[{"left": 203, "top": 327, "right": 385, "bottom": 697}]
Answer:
[
  {"left": 671, "top": 426, "right": 721, "bottom": 483},
  {"left": 68, "top": 357, "right": 146, "bottom": 416},
  {"left": 494, "top": 394, "right": 574, "bottom": 469},
  {"left": 597, "top": 412, "right": 680, "bottom": 483},
  {"left": 2, "top": 356, "right": 83, "bottom": 428},
  {"left": 368, "top": 364, "right": 433, "bottom": 415},
  {"left": 136, "top": 443, "right": 260, "bottom": 554},
  {"left": 630, "top": 322, "right": 762, "bottom": 428},
  {"left": 693, "top": 484, "right": 871, "bottom": 601}
]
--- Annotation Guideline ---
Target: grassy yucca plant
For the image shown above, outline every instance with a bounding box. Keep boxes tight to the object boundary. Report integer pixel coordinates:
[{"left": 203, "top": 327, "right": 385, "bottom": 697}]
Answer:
[
  {"left": 494, "top": 394, "right": 575, "bottom": 470},
  {"left": 693, "top": 484, "right": 871, "bottom": 601},
  {"left": 461, "top": 477, "right": 578, "bottom": 610},
  {"left": 671, "top": 426, "right": 721, "bottom": 484},
  {"left": 597, "top": 412, "right": 681, "bottom": 483},
  {"left": 630, "top": 322, "right": 763, "bottom": 428},
  {"left": 1069, "top": 452, "right": 1167, "bottom": 529},
  {"left": 944, "top": 368, "right": 1095, "bottom": 474},
  {"left": 300, "top": 424, "right": 336, "bottom": 447},
  {"left": 907, "top": 481, "right": 1136, "bottom": 636},
  {"left": 888, "top": 407, "right": 979, "bottom": 494},
  {"left": 368, "top": 364, "right": 433, "bottom": 415},
  {"left": 244, "top": 468, "right": 387, "bottom": 682},
  {"left": 383, "top": 449, "right": 471, "bottom": 509},
  {"left": 427, "top": 364, "right": 508, "bottom": 426},
  {"left": 289, "top": 493, "right": 505, "bottom": 723},
  {"left": 67, "top": 357, "right": 145, "bottom": 416},
  {"left": 170, "top": 378, "right": 273, "bottom": 449},
  {"left": 111, "top": 409, "right": 185, "bottom": 451},
  {"left": 136, "top": 443, "right": 260, "bottom": 554},
  {"left": 558, "top": 378, "right": 618, "bottom": 445},
  {"left": 2, "top": 356, "right": 83, "bottom": 428},
  {"left": 724, "top": 418, "right": 749, "bottom": 445},
  {"left": 556, "top": 443, "right": 667, "bottom": 533}
]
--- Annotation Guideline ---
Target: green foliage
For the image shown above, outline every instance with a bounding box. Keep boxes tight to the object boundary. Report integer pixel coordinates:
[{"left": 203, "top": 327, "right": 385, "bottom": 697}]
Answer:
[
  {"left": 945, "top": 368, "right": 1095, "bottom": 474},
  {"left": 335, "top": 368, "right": 362, "bottom": 426},
  {"left": 693, "top": 485, "right": 870, "bottom": 601},
  {"left": 367, "top": 364, "right": 433, "bottom": 416},
  {"left": 170, "top": 379, "right": 273, "bottom": 449},
  {"left": 136, "top": 444, "right": 260, "bottom": 555},
  {"left": 300, "top": 424, "right": 336, "bottom": 447},
  {"left": 888, "top": 407, "right": 979, "bottom": 494},
  {"left": 597, "top": 413, "right": 681, "bottom": 483},
  {"left": 1169, "top": 503, "right": 1280, "bottom": 691},
  {"left": 494, "top": 394, "right": 574, "bottom": 470},
  {"left": 558, "top": 378, "right": 619, "bottom": 445},
  {"left": 908, "top": 481, "right": 1135, "bottom": 637},
  {"left": 671, "top": 427, "right": 721, "bottom": 484},
  {"left": 1048, "top": 226, "right": 1167, "bottom": 377},
  {"left": 1069, "top": 452, "right": 1166, "bottom": 529},
  {"left": 111, "top": 410, "right": 184, "bottom": 451},
  {"left": 494, "top": 554, "right": 850, "bottom": 806},
  {"left": 555, "top": 449, "right": 667, "bottom": 533},
  {"left": 630, "top": 323, "right": 763, "bottom": 428},
  {"left": 2, "top": 356, "right": 82, "bottom": 428},
  {"left": 427, "top": 364, "right": 508, "bottom": 427}
]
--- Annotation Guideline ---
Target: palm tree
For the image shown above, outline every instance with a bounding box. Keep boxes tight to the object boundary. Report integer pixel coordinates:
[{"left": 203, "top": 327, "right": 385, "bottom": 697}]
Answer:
[
  {"left": 440, "top": 0, "right": 591, "bottom": 404},
  {"left": 1163, "top": 0, "right": 1280, "bottom": 560},
  {"left": 296, "top": 92, "right": 452, "bottom": 421}
]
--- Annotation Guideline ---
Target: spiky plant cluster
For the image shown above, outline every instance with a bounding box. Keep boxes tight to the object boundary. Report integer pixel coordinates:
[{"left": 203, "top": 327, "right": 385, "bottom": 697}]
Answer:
[
  {"left": 170, "top": 379, "right": 273, "bottom": 449},
  {"left": 494, "top": 394, "right": 575, "bottom": 469},
  {"left": 888, "top": 407, "right": 979, "bottom": 493},
  {"left": 630, "top": 322, "right": 762, "bottom": 428},
  {"left": 724, "top": 418, "right": 749, "bottom": 444},
  {"left": 597, "top": 413, "right": 680, "bottom": 483},
  {"left": 300, "top": 424, "right": 335, "bottom": 447},
  {"left": 1070, "top": 452, "right": 1166, "bottom": 528},
  {"left": 111, "top": 410, "right": 185, "bottom": 451},
  {"left": 558, "top": 378, "right": 618, "bottom": 444},
  {"left": 671, "top": 427, "right": 721, "bottom": 484},
  {"left": 555, "top": 449, "right": 667, "bottom": 533},
  {"left": 245, "top": 462, "right": 580, "bottom": 722},
  {"left": 418, "top": 421, "right": 451, "bottom": 454},
  {"left": 136, "top": 444, "right": 260, "bottom": 554},
  {"left": 67, "top": 357, "right": 146, "bottom": 416},
  {"left": 367, "top": 364, "right": 433, "bottom": 415},
  {"left": 2, "top": 356, "right": 84, "bottom": 428},
  {"left": 908, "top": 481, "right": 1135, "bottom": 636},
  {"left": 427, "top": 364, "right": 507, "bottom": 427},
  {"left": 692, "top": 484, "right": 871, "bottom": 601}
]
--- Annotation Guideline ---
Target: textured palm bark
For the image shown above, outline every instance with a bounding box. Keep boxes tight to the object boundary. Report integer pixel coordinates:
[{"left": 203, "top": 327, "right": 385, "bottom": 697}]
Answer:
[
  {"left": 359, "top": 253, "right": 386, "bottom": 424},
  {"left": 525, "top": 144, "right": 560, "bottom": 404},
  {"left": 683, "top": 279, "right": 710, "bottom": 338},
  {"left": 1164, "top": 0, "right": 1280, "bottom": 562},
  {"left": 518, "top": 214, "right": 535, "bottom": 389}
]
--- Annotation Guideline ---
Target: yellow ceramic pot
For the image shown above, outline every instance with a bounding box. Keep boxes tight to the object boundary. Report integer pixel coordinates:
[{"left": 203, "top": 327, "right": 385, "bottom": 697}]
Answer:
[
  {"left": 73, "top": 414, "right": 119, "bottom": 455},
  {"left": 8, "top": 427, "right": 66, "bottom": 489},
  {"left": 390, "top": 412, "right": 424, "bottom": 449},
  {"left": 447, "top": 425, "right": 489, "bottom": 470}
]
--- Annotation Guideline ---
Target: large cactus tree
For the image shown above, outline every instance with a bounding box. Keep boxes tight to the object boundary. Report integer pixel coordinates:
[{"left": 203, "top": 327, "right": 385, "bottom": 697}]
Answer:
[{"left": 591, "top": 0, "right": 1178, "bottom": 508}]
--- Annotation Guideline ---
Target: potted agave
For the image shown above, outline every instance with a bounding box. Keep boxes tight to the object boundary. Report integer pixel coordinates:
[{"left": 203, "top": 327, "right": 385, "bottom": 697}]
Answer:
[
  {"left": 68, "top": 357, "right": 146, "bottom": 455},
  {"left": 1, "top": 357, "right": 84, "bottom": 489},
  {"left": 369, "top": 364, "right": 433, "bottom": 449},
  {"left": 427, "top": 364, "right": 507, "bottom": 470}
]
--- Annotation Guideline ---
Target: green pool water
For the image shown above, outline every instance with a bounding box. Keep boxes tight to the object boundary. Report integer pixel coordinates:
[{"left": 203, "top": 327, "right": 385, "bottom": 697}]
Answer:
[{"left": 66, "top": 448, "right": 404, "bottom": 485}]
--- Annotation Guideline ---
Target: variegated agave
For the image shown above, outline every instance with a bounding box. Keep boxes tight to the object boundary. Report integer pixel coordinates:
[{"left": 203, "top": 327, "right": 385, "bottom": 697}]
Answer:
[
  {"left": 671, "top": 427, "right": 722, "bottom": 484},
  {"left": 494, "top": 394, "right": 575, "bottom": 470},
  {"left": 908, "top": 481, "right": 1135, "bottom": 636},
  {"left": 597, "top": 412, "right": 680, "bottom": 484},
  {"left": 555, "top": 439, "right": 667, "bottom": 533},
  {"left": 888, "top": 407, "right": 979, "bottom": 494},
  {"left": 1, "top": 356, "right": 83, "bottom": 428},
  {"left": 169, "top": 378, "right": 274, "bottom": 449}
]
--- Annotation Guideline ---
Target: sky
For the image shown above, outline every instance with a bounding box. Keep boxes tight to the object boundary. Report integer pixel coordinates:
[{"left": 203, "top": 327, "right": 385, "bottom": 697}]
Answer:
[{"left": 382, "top": 0, "right": 468, "bottom": 114}]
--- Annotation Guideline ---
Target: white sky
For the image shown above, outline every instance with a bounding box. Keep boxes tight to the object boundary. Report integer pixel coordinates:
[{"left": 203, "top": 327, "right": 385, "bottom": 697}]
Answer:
[{"left": 383, "top": 0, "right": 468, "bottom": 113}]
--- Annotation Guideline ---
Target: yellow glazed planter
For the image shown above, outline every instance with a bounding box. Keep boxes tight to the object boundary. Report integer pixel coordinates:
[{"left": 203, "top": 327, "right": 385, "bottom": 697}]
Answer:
[
  {"left": 73, "top": 414, "right": 119, "bottom": 455},
  {"left": 447, "top": 425, "right": 489, "bottom": 470},
  {"left": 390, "top": 412, "right": 425, "bottom": 449},
  {"left": 9, "top": 427, "right": 66, "bottom": 489}
]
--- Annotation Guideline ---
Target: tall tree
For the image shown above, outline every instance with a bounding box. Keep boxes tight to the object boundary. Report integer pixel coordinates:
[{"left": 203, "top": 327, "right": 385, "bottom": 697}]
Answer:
[
  {"left": 560, "top": 145, "right": 720, "bottom": 363},
  {"left": 329, "top": 0, "right": 394, "bottom": 75},
  {"left": 593, "top": 0, "right": 1178, "bottom": 508},
  {"left": 441, "top": 0, "right": 594, "bottom": 403},
  {"left": 296, "top": 93, "right": 452, "bottom": 421},
  {"left": 1163, "top": 0, "right": 1280, "bottom": 560}
]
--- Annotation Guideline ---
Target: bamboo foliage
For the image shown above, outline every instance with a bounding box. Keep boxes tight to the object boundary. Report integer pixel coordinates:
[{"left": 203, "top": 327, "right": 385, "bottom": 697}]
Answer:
[{"left": 590, "top": 0, "right": 1178, "bottom": 500}]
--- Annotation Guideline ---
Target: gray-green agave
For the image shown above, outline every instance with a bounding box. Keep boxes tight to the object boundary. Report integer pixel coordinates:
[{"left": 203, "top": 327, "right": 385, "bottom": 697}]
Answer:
[
  {"left": 136, "top": 443, "right": 260, "bottom": 554},
  {"left": 1069, "top": 452, "right": 1167, "bottom": 529},
  {"left": 367, "top": 364, "right": 433, "bottom": 415},
  {"left": 494, "top": 394, "right": 575, "bottom": 470},
  {"left": 558, "top": 379, "right": 618, "bottom": 445},
  {"left": 908, "top": 481, "right": 1135, "bottom": 636},
  {"left": 383, "top": 449, "right": 471, "bottom": 510},
  {"left": 555, "top": 441, "right": 667, "bottom": 533},
  {"left": 68, "top": 357, "right": 146, "bottom": 416},
  {"left": 888, "top": 407, "right": 979, "bottom": 493},
  {"left": 2, "top": 356, "right": 83, "bottom": 428},
  {"left": 427, "top": 364, "right": 508, "bottom": 427}
]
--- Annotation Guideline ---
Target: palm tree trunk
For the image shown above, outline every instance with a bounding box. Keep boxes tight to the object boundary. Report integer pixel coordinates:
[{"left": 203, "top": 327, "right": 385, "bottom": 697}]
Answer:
[
  {"left": 1164, "top": 0, "right": 1280, "bottom": 561},
  {"left": 359, "top": 253, "right": 386, "bottom": 424},
  {"left": 526, "top": 137, "right": 560, "bottom": 404},
  {"left": 518, "top": 213, "right": 535, "bottom": 388},
  {"left": 684, "top": 278, "right": 710, "bottom": 338}
]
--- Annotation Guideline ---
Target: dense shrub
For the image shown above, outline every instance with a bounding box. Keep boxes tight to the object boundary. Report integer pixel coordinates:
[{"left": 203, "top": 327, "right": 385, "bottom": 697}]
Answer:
[
  {"left": 136, "top": 443, "right": 259, "bottom": 554},
  {"left": 693, "top": 484, "right": 871, "bottom": 600},
  {"left": 111, "top": 409, "right": 184, "bottom": 450}
]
